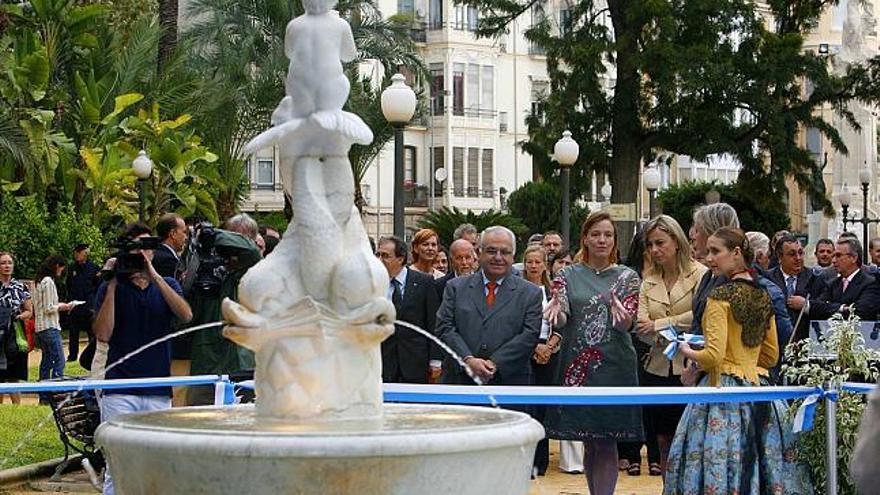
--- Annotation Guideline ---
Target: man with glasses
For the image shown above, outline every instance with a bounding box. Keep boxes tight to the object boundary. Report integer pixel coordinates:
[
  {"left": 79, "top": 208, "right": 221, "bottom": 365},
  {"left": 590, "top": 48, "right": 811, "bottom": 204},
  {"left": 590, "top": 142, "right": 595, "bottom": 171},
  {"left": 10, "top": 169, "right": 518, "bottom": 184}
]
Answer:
[
  {"left": 376, "top": 236, "right": 440, "bottom": 383},
  {"left": 436, "top": 226, "right": 542, "bottom": 386},
  {"left": 808, "top": 238, "right": 880, "bottom": 321},
  {"left": 768, "top": 235, "right": 827, "bottom": 341}
]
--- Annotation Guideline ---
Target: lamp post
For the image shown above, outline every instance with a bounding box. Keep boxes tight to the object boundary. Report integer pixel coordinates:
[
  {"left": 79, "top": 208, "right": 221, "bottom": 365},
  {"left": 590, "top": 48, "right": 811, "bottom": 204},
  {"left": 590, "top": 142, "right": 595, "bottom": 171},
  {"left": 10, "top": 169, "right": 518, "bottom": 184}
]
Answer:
[
  {"left": 600, "top": 181, "right": 612, "bottom": 205},
  {"left": 132, "top": 150, "right": 153, "bottom": 223},
  {"left": 554, "top": 130, "right": 579, "bottom": 247},
  {"left": 643, "top": 160, "right": 662, "bottom": 219},
  {"left": 839, "top": 164, "right": 880, "bottom": 262},
  {"left": 381, "top": 73, "right": 417, "bottom": 239}
]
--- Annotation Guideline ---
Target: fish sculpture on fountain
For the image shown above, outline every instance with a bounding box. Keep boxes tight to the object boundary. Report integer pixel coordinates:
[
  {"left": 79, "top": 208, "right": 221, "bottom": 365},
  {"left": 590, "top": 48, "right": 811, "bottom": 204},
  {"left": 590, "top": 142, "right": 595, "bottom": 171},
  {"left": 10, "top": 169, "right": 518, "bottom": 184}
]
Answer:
[{"left": 220, "top": 0, "right": 395, "bottom": 421}]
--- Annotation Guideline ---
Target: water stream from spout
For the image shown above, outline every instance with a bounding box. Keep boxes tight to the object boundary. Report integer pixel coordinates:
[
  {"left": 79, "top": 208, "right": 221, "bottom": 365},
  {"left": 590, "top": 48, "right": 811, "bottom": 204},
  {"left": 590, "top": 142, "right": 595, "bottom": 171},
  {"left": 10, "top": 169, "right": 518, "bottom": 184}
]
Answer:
[{"left": 393, "top": 320, "right": 499, "bottom": 408}]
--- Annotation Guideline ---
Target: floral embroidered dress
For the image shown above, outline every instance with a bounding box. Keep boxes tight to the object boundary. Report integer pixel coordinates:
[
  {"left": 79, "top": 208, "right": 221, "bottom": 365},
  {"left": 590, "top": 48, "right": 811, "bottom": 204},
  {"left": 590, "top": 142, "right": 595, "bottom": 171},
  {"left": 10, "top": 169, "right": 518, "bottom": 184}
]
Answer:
[
  {"left": 664, "top": 280, "right": 813, "bottom": 495},
  {"left": 544, "top": 264, "right": 644, "bottom": 441}
]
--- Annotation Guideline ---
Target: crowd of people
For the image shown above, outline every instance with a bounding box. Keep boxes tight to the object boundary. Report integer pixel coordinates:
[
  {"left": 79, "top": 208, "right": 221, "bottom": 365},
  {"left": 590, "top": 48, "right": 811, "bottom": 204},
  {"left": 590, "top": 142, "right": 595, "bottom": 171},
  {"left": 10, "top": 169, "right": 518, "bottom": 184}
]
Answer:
[{"left": 1, "top": 202, "right": 878, "bottom": 494}]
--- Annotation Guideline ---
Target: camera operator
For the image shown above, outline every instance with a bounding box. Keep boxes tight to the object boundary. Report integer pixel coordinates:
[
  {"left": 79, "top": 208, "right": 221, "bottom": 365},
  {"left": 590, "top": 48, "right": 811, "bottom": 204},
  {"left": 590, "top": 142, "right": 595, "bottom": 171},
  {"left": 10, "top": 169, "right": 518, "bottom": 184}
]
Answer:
[
  {"left": 93, "top": 223, "right": 192, "bottom": 495},
  {"left": 184, "top": 219, "right": 262, "bottom": 406}
]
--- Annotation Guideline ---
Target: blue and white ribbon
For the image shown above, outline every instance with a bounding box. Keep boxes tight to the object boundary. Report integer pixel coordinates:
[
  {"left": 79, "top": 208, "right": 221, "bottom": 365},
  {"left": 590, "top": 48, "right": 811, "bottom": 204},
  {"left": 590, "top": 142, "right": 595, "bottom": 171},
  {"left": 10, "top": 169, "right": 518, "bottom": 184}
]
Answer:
[
  {"left": 213, "top": 375, "right": 238, "bottom": 406},
  {"left": 792, "top": 387, "right": 838, "bottom": 433},
  {"left": 659, "top": 326, "right": 705, "bottom": 360}
]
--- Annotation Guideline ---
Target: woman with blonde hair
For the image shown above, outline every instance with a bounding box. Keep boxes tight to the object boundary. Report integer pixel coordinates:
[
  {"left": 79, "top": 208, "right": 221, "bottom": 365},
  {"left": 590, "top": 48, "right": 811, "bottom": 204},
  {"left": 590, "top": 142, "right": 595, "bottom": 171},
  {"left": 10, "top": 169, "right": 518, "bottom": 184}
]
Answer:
[
  {"left": 409, "top": 228, "right": 444, "bottom": 279},
  {"left": 635, "top": 215, "right": 707, "bottom": 478},
  {"left": 545, "top": 212, "right": 643, "bottom": 495}
]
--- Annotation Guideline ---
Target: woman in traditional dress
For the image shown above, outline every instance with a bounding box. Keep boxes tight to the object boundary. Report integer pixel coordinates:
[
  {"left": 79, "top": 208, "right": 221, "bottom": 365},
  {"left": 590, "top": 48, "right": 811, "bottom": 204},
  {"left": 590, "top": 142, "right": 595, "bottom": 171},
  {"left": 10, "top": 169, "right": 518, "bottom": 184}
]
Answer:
[
  {"left": 665, "top": 227, "right": 812, "bottom": 494},
  {"left": 635, "top": 215, "right": 707, "bottom": 479},
  {"left": 0, "top": 252, "right": 33, "bottom": 404},
  {"left": 545, "top": 212, "right": 644, "bottom": 495}
]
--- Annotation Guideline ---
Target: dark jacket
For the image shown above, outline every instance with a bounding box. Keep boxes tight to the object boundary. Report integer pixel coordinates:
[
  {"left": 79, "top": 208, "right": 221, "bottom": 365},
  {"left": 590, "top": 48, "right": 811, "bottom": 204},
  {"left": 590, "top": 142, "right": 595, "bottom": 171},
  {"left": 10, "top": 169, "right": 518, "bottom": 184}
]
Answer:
[
  {"left": 436, "top": 271, "right": 542, "bottom": 385},
  {"left": 810, "top": 269, "right": 880, "bottom": 321},
  {"left": 152, "top": 243, "right": 183, "bottom": 281},
  {"left": 381, "top": 268, "right": 440, "bottom": 383},
  {"left": 67, "top": 260, "right": 100, "bottom": 316},
  {"left": 766, "top": 266, "right": 826, "bottom": 341}
]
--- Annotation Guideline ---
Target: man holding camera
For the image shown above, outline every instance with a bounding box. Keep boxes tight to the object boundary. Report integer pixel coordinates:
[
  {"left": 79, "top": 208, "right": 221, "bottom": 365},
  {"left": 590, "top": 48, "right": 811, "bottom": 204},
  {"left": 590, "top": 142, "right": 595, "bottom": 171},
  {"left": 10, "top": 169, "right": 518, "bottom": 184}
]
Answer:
[
  {"left": 184, "top": 219, "right": 262, "bottom": 405},
  {"left": 93, "top": 223, "right": 192, "bottom": 495}
]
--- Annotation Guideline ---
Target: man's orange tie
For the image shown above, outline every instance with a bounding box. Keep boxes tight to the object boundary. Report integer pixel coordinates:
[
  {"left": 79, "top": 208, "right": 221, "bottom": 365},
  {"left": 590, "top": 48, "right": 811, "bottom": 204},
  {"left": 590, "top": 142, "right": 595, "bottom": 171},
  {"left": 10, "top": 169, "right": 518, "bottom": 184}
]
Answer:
[{"left": 486, "top": 281, "right": 497, "bottom": 309}]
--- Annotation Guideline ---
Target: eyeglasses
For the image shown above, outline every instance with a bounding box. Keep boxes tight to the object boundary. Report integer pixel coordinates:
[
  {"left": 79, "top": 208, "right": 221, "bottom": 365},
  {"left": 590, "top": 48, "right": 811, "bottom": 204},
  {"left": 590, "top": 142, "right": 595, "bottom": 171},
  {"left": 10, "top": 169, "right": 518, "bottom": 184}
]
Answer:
[
  {"left": 483, "top": 247, "right": 513, "bottom": 257},
  {"left": 832, "top": 252, "right": 855, "bottom": 258},
  {"left": 377, "top": 252, "right": 400, "bottom": 260}
]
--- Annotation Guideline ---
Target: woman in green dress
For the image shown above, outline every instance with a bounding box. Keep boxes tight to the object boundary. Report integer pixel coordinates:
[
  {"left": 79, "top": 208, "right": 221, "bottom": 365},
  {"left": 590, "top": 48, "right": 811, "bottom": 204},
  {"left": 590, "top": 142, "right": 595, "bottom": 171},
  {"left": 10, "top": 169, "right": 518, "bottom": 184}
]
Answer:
[{"left": 545, "top": 212, "right": 644, "bottom": 495}]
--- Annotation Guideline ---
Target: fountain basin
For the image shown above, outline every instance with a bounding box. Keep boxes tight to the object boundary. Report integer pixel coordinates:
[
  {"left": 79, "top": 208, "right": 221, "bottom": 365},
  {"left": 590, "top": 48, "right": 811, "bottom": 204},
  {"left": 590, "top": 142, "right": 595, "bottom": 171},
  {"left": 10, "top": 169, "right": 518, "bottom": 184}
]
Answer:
[{"left": 97, "top": 403, "right": 544, "bottom": 495}]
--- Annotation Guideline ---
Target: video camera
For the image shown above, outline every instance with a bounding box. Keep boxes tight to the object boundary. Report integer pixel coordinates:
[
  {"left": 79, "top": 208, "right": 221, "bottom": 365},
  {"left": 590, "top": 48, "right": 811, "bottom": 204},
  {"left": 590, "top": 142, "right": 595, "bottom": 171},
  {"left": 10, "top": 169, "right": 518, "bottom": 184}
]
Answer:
[
  {"left": 187, "top": 222, "right": 228, "bottom": 298},
  {"left": 101, "top": 236, "right": 161, "bottom": 281}
]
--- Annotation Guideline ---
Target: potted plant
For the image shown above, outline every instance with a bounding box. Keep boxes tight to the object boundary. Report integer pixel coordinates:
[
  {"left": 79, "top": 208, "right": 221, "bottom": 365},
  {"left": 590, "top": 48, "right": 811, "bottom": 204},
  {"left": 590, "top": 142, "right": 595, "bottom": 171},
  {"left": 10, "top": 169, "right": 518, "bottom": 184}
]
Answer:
[{"left": 783, "top": 313, "right": 880, "bottom": 495}]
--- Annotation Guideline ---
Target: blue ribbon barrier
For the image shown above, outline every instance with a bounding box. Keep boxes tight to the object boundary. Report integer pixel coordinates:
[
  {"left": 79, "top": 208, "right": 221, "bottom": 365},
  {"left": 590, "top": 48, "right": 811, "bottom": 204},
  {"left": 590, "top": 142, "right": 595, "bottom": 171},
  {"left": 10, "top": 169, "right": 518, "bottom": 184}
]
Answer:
[
  {"left": 0, "top": 374, "right": 227, "bottom": 394},
  {"left": 792, "top": 387, "right": 839, "bottom": 433},
  {"left": 842, "top": 382, "right": 877, "bottom": 394},
  {"left": 213, "top": 375, "right": 238, "bottom": 406},
  {"left": 381, "top": 384, "right": 815, "bottom": 406},
  {"left": 658, "top": 326, "right": 704, "bottom": 360}
]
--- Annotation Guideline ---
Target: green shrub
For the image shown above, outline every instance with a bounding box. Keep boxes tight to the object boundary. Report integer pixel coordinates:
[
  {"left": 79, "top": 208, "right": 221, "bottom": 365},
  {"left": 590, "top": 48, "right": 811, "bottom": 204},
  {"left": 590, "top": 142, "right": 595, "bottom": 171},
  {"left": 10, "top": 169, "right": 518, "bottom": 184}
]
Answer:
[
  {"left": 417, "top": 207, "right": 528, "bottom": 249},
  {"left": 783, "top": 314, "right": 880, "bottom": 495},
  {"left": 249, "top": 210, "right": 290, "bottom": 235},
  {"left": 0, "top": 197, "right": 111, "bottom": 279},
  {"left": 657, "top": 181, "right": 790, "bottom": 236},
  {"left": 506, "top": 181, "right": 589, "bottom": 249}
]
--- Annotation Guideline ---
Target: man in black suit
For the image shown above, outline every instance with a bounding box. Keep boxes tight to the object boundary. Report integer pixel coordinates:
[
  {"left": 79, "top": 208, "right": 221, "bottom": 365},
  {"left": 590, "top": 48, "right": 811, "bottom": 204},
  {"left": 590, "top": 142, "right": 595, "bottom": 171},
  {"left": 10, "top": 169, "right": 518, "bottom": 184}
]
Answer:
[
  {"left": 808, "top": 238, "right": 880, "bottom": 321},
  {"left": 153, "top": 213, "right": 188, "bottom": 280},
  {"left": 768, "top": 235, "right": 826, "bottom": 342},
  {"left": 436, "top": 226, "right": 542, "bottom": 386},
  {"left": 377, "top": 236, "right": 440, "bottom": 384},
  {"left": 435, "top": 238, "right": 477, "bottom": 299}
]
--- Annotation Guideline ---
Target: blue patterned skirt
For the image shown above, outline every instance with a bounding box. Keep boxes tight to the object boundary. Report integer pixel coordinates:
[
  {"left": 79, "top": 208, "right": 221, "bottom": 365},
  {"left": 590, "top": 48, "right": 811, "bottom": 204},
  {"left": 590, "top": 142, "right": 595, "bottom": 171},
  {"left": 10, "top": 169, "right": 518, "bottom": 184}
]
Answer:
[{"left": 663, "top": 375, "right": 813, "bottom": 495}]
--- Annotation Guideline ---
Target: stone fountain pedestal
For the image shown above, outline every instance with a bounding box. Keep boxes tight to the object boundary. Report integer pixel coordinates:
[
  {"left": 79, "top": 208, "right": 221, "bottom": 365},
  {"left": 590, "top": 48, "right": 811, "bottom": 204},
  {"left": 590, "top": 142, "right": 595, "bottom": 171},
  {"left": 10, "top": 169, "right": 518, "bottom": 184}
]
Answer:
[{"left": 97, "top": 403, "right": 543, "bottom": 495}]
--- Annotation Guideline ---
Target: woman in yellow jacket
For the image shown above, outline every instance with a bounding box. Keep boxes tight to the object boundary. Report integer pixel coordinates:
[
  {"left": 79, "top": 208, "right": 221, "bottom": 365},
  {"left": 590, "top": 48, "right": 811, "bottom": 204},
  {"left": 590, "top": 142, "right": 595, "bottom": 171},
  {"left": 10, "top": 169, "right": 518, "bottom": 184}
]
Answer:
[
  {"left": 663, "top": 228, "right": 812, "bottom": 495},
  {"left": 635, "top": 215, "right": 707, "bottom": 477}
]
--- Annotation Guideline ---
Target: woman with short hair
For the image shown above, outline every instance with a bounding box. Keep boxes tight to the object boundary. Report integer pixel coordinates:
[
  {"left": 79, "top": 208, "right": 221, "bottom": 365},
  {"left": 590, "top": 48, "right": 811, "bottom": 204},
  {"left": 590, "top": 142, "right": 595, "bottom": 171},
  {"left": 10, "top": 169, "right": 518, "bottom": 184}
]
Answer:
[{"left": 409, "top": 228, "right": 444, "bottom": 279}]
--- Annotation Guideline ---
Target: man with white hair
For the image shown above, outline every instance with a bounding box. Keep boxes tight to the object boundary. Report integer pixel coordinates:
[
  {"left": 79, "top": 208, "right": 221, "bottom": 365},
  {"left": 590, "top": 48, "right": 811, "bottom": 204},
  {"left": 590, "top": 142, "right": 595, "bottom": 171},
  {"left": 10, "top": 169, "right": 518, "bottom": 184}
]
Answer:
[{"left": 436, "top": 226, "right": 542, "bottom": 386}]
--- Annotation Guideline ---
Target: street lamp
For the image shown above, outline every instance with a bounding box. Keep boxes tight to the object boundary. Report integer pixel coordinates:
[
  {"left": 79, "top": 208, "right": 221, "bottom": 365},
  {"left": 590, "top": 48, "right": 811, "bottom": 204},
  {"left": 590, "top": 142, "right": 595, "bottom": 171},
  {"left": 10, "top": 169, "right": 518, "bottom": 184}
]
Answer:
[
  {"left": 381, "top": 73, "right": 417, "bottom": 239},
  {"left": 600, "top": 181, "right": 612, "bottom": 204},
  {"left": 132, "top": 149, "right": 153, "bottom": 222},
  {"left": 840, "top": 164, "right": 880, "bottom": 261},
  {"left": 643, "top": 160, "right": 662, "bottom": 219},
  {"left": 554, "top": 130, "right": 579, "bottom": 247}
]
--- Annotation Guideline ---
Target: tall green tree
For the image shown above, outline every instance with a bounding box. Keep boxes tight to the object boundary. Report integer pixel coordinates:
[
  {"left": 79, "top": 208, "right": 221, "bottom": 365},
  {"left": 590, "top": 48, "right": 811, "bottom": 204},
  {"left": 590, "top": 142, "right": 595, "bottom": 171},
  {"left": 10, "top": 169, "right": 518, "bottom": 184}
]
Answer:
[
  {"left": 183, "top": 0, "right": 427, "bottom": 219},
  {"left": 470, "top": 0, "right": 880, "bottom": 247}
]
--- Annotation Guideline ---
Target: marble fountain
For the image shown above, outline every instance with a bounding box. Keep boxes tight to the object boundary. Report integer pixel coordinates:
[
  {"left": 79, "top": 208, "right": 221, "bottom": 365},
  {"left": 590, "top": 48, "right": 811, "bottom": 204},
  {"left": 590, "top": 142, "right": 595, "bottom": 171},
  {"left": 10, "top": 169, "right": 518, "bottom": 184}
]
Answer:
[{"left": 95, "top": 0, "right": 544, "bottom": 493}]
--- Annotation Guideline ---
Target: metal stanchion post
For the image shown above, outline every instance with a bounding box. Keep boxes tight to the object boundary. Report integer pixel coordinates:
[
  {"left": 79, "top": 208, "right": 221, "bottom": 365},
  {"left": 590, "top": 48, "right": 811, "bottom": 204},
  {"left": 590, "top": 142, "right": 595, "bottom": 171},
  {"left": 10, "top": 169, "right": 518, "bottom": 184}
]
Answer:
[{"left": 825, "top": 384, "right": 838, "bottom": 495}]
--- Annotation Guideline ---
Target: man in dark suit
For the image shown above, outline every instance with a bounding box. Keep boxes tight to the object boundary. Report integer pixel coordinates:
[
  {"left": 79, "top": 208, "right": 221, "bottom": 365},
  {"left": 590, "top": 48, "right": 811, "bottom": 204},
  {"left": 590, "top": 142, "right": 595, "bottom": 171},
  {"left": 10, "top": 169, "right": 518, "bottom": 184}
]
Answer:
[
  {"left": 808, "top": 238, "right": 880, "bottom": 321},
  {"left": 153, "top": 213, "right": 188, "bottom": 280},
  {"left": 435, "top": 238, "right": 477, "bottom": 299},
  {"left": 377, "top": 236, "right": 440, "bottom": 383},
  {"left": 768, "top": 235, "right": 826, "bottom": 342},
  {"left": 436, "top": 226, "right": 542, "bottom": 386}
]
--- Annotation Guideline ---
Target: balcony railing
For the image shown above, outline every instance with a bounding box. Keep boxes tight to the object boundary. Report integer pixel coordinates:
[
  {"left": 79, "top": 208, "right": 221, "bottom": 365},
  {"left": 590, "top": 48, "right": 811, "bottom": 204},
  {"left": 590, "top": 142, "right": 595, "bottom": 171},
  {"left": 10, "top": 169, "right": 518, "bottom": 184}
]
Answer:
[{"left": 463, "top": 108, "right": 497, "bottom": 119}]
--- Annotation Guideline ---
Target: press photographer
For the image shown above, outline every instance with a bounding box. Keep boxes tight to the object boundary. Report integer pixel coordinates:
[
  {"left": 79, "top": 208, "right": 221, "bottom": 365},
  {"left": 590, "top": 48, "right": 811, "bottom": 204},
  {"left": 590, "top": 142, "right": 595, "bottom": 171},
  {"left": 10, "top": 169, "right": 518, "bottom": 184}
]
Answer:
[
  {"left": 183, "top": 217, "right": 262, "bottom": 406},
  {"left": 93, "top": 222, "right": 192, "bottom": 495}
]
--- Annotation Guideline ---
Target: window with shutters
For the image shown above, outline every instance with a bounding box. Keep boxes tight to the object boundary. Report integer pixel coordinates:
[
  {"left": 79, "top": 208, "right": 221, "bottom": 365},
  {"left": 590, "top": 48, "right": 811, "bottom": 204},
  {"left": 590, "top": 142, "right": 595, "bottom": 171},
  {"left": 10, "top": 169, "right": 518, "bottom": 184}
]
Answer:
[
  {"left": 481, "top": 149, "right": 494, "bottom": 197},
  {"left": 453, "top": 147, "right": 464, "bottom": 196},
  {"left": 467, "top": 147, "right": 479, "bottom": 197}
]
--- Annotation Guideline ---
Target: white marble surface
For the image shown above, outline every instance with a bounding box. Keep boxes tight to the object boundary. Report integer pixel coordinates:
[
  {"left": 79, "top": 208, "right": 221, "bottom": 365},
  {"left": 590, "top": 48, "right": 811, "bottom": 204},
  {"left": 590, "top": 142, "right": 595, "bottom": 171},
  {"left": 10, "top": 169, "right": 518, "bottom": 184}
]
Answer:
[{"left": 97, "top": 404, "right": 545, "bottom": 495}]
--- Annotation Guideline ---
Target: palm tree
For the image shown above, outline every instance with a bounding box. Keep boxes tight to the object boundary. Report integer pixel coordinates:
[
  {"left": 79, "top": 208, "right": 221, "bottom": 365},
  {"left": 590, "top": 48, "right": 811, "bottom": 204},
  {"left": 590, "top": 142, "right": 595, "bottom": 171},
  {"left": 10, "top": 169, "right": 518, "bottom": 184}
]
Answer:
[{"left": 183, "top": 0, "right": 427, "bottom": 218}]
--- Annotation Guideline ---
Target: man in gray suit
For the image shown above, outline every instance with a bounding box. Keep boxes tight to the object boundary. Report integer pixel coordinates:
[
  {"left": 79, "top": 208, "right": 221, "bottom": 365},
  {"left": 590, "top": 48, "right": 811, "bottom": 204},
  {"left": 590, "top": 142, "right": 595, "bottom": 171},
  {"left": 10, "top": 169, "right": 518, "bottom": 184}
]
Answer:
[{"left": 436, "top": 226, "right": 543, "bottom": 385}]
